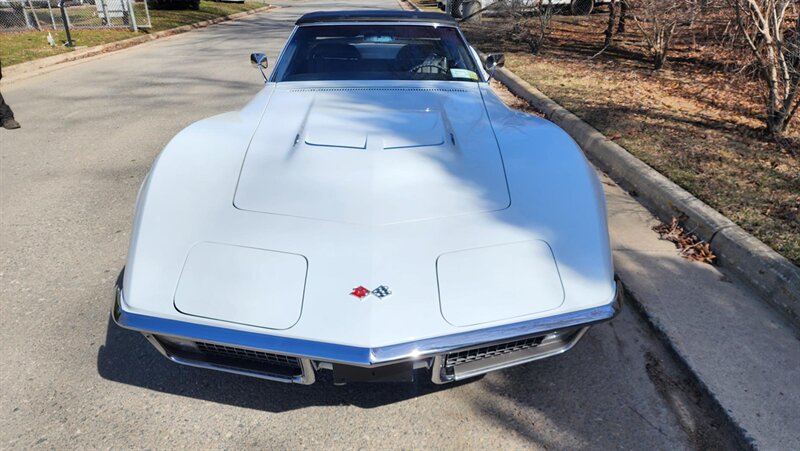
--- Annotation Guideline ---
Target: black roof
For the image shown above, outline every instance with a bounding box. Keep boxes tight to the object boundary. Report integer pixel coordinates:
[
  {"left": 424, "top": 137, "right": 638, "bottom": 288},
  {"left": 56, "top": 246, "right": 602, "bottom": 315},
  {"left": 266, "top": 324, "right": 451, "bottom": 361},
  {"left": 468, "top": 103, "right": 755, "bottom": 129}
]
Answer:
[{"left": 295, "top": 10, "right": 457, "bottom": 25}]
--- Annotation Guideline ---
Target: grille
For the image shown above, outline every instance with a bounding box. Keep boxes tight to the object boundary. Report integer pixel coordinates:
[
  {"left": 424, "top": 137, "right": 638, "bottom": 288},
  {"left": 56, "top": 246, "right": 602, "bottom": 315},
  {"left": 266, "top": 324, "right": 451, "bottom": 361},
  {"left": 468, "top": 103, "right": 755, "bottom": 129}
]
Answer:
[
  {"left": 196, "top": 342, "right": 301, "bottom": 368},
  {"left": 445, "top": 336, "right": 546, "bottom": 368},
  {"left": 154, "top": 336, "right": 303, "bottom": 378}
]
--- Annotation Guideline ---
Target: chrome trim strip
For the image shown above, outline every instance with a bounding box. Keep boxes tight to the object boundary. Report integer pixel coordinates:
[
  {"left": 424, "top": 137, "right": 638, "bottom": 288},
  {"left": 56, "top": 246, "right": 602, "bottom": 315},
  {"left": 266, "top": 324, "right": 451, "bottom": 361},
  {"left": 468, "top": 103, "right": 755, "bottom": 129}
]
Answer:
[
  {"left": 267, "top": 25, "right": 299, "bottom": 83},
  {"left": 113, "top": 281, "right": 622, "bottom": 369}
]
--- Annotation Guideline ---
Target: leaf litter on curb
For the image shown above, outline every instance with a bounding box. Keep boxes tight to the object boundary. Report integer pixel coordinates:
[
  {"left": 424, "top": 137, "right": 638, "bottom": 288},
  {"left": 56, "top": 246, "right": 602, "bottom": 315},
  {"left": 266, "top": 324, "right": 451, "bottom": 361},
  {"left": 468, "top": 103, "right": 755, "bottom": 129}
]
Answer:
[{"left": 653, "top": 217, "right": 717, "bottom": 264}]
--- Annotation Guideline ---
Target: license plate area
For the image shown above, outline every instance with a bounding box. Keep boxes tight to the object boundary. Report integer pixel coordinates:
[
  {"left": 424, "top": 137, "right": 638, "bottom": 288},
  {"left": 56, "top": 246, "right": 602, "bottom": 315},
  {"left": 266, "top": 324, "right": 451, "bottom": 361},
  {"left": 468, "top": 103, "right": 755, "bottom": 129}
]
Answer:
[{"left": 333, "top": 362, "right": 415, "bottom": 383}]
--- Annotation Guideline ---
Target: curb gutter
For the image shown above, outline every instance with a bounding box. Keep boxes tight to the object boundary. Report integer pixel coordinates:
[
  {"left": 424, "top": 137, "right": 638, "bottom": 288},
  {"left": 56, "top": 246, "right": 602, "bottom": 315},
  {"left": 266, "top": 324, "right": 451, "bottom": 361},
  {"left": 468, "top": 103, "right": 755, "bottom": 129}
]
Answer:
[
  {"left": 487, "top": 60, "right": 800, "bottom": 330},
  {"left": 3, "top": 5, "right": 274, "bottom": 84}
]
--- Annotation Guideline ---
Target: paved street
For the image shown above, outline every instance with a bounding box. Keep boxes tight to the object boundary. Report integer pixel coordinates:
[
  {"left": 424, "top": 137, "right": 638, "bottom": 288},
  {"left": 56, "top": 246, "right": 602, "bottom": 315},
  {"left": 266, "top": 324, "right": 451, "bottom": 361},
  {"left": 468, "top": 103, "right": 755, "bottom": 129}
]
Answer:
[{"left": 1, "top": 1, "right": 732, "bottom": 449}]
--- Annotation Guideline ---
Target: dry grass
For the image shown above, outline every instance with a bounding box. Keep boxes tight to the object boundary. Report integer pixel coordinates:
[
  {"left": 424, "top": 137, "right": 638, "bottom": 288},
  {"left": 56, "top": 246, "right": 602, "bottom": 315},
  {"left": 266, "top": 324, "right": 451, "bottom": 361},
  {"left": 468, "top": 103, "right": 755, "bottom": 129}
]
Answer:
[
  {"left": 489, "top": 78, "right": 544, "bottom": 116},
  {"left": 463, "top": 10, "right": 800, "bottom": 265}
]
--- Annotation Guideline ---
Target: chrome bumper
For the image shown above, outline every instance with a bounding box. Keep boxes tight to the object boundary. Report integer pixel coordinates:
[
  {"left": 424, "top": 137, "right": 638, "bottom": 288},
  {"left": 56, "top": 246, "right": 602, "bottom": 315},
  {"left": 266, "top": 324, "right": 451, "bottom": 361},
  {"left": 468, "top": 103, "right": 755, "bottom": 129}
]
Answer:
[{"left": 112, "top": 279, "right": 622, "bottom": 385}]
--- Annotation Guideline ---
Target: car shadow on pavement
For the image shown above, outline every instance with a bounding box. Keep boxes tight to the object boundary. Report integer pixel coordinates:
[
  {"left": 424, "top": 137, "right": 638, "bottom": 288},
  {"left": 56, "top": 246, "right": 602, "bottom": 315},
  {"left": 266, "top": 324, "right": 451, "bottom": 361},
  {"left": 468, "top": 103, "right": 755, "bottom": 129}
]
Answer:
[
  {"left": 95, "top": 293, "right": 740, "bottom": 448},
  {"left": 96, "top": 317, "right": 472, "bottom": 411}
]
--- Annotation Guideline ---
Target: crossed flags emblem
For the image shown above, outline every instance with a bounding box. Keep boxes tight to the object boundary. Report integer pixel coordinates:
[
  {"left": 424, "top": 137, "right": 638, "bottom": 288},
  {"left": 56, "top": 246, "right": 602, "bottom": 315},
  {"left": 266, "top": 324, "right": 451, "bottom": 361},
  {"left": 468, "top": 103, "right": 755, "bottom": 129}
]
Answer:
[{"left": 350, "top": 285, "right": 392, "bottom": 300}]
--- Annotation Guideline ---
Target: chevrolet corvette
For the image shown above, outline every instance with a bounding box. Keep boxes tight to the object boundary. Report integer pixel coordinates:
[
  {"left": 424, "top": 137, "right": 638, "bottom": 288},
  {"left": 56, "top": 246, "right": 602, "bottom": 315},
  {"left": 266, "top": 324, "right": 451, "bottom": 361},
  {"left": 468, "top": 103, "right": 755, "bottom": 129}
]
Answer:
[{"left": 112, "top": 10, "right": 622, "bottom": 385}]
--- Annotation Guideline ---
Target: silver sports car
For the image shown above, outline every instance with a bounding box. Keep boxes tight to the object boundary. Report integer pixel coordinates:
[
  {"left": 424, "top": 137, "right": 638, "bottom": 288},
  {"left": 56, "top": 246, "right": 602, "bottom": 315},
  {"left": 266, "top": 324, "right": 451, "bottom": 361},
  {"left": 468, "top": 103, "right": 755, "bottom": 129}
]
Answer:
[{"left": 113, "top": 10, "right": 622, "bottom": 385}]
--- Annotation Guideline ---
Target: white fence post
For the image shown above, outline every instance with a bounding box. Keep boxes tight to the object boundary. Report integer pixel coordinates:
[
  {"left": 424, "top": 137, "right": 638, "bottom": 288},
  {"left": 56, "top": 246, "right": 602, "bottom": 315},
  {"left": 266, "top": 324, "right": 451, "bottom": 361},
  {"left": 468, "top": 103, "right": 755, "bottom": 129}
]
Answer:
[
  {"left": 127, "top": 0, "right": 137, "bottom": 32},
  {"left": 47, "top": 1, "right": 57, "bottom": 29},
  {"left": 26, "top": 0, "right": 42, "bottom": 30}
]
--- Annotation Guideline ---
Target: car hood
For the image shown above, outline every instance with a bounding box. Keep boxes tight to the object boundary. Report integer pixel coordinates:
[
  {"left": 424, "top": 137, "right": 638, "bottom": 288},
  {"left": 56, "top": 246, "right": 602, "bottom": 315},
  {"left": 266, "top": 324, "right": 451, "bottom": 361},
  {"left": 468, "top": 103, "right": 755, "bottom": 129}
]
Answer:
[
  {"left": 233, "top": 84, "right": 510, "bottom": 225},
  {"left": 123, "top": 82, "right": 615, "bottom": 347}
]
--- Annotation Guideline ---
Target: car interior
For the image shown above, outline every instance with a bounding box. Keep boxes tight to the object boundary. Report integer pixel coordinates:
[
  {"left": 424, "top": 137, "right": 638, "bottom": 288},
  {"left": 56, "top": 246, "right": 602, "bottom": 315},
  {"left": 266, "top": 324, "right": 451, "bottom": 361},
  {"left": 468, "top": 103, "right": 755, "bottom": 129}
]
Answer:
[{"left": 276, "top": 26, "right": 479, "bottom": 82}]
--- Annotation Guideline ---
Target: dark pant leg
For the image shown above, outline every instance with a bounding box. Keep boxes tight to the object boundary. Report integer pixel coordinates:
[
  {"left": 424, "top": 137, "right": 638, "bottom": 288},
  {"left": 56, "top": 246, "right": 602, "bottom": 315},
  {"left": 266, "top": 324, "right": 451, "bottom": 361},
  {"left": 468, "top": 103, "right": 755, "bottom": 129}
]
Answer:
[{"left": 0, "top": 92, "right": 15, "bottom": 122}]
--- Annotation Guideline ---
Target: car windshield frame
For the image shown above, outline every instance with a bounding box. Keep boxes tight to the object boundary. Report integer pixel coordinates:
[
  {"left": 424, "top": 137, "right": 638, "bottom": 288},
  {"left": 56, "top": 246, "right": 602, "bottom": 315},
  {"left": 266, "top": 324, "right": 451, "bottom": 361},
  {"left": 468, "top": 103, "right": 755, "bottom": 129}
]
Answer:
[{"left": 270, "top": 22, "right": 485, "bottom": 83}]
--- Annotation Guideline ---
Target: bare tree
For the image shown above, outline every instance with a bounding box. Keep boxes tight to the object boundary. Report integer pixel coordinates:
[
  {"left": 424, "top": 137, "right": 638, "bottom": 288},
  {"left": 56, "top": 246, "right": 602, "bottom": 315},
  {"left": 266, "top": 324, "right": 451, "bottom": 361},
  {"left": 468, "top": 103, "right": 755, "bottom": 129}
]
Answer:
[
  {"left": 525, "top": 0, "right": 557, "bottom": 54},
  {"left": 592, "top": 0, "right": 629, "bottom": 59},
  {"left": 495, "top": 0, "right": 557, "bottom": 54},
  {"left": 726, "top": 0, "right": 800, "bottom": 136},
  {"left": 629, "top": 0, "right": 700, "bottom": 69}
]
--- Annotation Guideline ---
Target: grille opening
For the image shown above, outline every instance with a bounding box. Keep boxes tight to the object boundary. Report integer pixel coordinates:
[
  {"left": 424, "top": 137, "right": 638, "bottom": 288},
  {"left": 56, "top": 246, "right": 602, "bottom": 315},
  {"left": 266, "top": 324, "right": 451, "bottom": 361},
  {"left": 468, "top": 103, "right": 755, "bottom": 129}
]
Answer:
[
  {"left": 442, "top": 329, "right": 582, "bottom": 377},
  {"left": 155, "top": 336, "right": 303, "bottom": 378},
  {"left": 444, "top": 336, "right": 545, "bottom": 375},
  {"left": 445, "top": 336, "right": 546, "bottom": 368}
]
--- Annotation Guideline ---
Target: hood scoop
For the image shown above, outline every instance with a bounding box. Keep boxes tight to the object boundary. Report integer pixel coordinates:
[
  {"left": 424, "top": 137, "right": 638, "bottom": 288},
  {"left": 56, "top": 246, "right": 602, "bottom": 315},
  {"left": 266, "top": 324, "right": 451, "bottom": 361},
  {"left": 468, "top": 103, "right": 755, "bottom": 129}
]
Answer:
[
  {"left": 234, "top": 86, "right": 509, "bottom": 226},
  {"left": 304, "top": 105, "right": 445, "bottom": 150}
]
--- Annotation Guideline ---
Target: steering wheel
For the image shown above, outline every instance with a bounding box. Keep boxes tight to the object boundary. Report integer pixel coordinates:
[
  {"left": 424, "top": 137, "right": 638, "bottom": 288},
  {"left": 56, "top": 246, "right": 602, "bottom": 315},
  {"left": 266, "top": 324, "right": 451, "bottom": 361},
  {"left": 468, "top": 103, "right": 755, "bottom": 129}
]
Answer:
[{"left": 409, "top": 56, "right": 448, "bottom": 74}]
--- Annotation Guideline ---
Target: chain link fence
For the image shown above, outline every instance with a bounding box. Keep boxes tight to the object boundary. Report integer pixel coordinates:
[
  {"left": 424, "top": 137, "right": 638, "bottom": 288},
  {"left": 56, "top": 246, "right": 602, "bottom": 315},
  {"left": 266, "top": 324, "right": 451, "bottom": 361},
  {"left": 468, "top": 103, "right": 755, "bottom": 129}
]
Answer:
[
  {"left": 0, "top": 0, "right": 150, "bottom": 32},
  {"left": 440, "top": 0, "right": 611, "bottom": 20}
]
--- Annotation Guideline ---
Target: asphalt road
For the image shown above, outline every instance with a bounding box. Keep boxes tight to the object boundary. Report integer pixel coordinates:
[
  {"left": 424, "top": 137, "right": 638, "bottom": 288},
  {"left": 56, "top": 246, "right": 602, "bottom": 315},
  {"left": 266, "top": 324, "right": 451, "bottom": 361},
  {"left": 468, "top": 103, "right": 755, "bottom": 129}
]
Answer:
[{"left": 1, "top": 1, "right": 730, "bottom": 449}]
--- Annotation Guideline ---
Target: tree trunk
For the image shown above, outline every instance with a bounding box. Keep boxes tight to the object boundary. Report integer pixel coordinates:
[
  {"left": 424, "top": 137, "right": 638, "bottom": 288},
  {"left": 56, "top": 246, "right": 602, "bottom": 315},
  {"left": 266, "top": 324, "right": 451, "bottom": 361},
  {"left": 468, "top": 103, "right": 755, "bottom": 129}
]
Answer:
[
  {"left": 654, "top": 53, "right": 666, "bottom": 69},
  {"left": 604, "top": 0, "right": 618, "bottom": 48},
  {"left": 618, "top": 0, "right": 627, "bottom": 33},
  {"left": 652, "top": 23, "right": 676, "bottom": 70}
]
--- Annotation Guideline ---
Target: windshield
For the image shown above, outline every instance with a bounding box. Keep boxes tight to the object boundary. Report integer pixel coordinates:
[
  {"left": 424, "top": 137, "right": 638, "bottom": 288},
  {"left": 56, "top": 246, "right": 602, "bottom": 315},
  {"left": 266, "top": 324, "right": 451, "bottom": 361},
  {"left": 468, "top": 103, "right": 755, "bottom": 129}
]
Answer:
[{"left": 273, "top": 24, "right": 482, "bottom": 82}]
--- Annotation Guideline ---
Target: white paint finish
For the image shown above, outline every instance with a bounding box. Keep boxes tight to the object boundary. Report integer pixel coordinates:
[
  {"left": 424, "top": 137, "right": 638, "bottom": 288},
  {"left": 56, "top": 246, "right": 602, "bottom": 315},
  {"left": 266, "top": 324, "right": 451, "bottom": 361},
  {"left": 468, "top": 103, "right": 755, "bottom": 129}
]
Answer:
[
  {"left": 437, "top": 240, "right": 564, "bottom": 327},
  {"left": 233, "top": 85, "right": 510, "bottom": 225},
  {"left": 119, "top": 25, "right": 616, "bottom": 348},
  {"left": 174, "top": 242, "right": 307, "bottom": 330},
  {"left": 122, "top": 78, "right": 616, "bottom": 347}
]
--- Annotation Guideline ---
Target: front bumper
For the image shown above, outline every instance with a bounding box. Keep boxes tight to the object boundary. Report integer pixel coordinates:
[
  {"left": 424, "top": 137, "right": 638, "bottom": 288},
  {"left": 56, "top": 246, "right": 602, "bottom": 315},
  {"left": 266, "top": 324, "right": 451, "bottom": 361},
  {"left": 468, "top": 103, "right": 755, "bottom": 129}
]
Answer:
[{"left": 112, "top": 279, "right": 622, "bottom": 385}]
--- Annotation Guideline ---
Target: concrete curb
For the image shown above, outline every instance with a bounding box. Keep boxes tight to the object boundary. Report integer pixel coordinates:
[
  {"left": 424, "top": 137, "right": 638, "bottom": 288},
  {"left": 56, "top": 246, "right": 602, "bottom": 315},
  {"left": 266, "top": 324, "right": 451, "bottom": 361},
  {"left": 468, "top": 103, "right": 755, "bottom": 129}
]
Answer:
[
  {"left": 488, "top": 61, "right": 800, "bottom": 329},
  {"left": 620, "top": 288, "right": 756, "bottom": 449},
  {"left": 2, "top": 5, "right": 274, "bottom": 84}
]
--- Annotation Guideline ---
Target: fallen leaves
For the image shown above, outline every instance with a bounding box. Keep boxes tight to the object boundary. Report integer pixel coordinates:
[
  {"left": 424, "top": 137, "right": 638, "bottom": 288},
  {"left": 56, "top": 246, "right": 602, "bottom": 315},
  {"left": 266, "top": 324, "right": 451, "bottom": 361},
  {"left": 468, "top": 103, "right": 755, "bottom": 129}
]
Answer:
[{"left": 653, "top": 217, "right": 717, "bottom": 264}]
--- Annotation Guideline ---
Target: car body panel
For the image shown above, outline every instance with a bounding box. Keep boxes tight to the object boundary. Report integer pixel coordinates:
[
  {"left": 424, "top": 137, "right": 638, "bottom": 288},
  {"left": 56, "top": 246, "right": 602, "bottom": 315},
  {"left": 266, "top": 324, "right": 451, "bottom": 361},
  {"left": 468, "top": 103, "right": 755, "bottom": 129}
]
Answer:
[
  {"left": 174, "top": 242, "right": 308, "bottom": 330},
  {"left": 437, "top": 240, "right": 565, "bottom": 327}
]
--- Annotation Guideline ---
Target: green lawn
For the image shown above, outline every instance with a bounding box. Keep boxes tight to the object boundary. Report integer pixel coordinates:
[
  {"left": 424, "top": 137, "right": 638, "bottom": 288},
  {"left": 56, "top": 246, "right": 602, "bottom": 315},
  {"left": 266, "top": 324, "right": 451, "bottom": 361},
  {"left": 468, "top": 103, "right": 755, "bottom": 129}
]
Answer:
[{"left": 0, "top": 1, "right": 267, "bottom": 66}]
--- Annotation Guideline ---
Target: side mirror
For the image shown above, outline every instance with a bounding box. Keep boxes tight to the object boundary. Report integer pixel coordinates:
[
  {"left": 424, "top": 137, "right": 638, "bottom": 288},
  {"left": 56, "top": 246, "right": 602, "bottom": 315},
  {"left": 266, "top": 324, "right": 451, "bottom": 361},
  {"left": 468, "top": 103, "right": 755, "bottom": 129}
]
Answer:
[
  {"left": 250, "top": 52, "right": 268, "bottom": 82},
  {"left": 483, "top": 53, "right": 505, "bottom": 81}
]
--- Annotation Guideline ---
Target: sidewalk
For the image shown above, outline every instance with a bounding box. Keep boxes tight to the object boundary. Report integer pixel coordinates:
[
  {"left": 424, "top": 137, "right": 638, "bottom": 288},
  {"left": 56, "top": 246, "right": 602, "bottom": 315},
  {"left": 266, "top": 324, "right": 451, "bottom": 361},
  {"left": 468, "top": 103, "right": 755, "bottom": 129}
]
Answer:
[{"left": 601, "top": 154, "right": 800, "bottom": 449}]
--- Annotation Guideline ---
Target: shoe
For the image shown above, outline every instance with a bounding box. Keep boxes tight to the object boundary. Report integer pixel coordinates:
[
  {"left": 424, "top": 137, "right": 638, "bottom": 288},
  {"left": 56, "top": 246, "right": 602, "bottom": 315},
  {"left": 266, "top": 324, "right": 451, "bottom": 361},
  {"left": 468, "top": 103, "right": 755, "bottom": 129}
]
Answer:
[{"left": 2, "top": 118, "right": 21, "bottom": 129}]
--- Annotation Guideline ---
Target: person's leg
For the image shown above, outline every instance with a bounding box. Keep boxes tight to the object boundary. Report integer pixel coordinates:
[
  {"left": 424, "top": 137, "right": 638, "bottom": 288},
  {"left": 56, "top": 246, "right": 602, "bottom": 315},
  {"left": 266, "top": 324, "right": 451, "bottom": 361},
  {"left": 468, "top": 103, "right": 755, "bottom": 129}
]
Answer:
[{"left": 0, "top": 92, "right": 20, "bottom": 129}]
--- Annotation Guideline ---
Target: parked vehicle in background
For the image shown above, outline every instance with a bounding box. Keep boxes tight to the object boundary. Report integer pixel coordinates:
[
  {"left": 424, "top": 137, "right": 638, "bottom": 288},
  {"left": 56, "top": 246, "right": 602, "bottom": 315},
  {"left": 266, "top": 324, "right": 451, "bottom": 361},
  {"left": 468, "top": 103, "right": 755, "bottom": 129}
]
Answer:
[{"left": 146, "top": 0, "right": 198, "bottom": 10}]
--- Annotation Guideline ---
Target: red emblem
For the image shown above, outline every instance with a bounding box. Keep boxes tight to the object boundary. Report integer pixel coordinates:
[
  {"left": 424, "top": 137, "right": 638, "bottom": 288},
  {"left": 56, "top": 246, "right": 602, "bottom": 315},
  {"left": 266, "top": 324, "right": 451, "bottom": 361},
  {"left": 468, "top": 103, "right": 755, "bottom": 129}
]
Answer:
[{"left": 350, "top": 286, "right": 371, "bottom": 299}]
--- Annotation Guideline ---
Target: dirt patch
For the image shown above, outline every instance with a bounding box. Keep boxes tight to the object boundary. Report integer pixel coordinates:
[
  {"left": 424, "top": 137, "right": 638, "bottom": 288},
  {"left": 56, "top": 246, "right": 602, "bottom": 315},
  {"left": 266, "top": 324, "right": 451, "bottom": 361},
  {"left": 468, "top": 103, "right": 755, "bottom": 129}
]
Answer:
[
  {"left": 644, "top": 351, "right": 745, "bottom": 450},
  {"left": 462, "top": 10, "right": 800, "bottom": 266}
]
